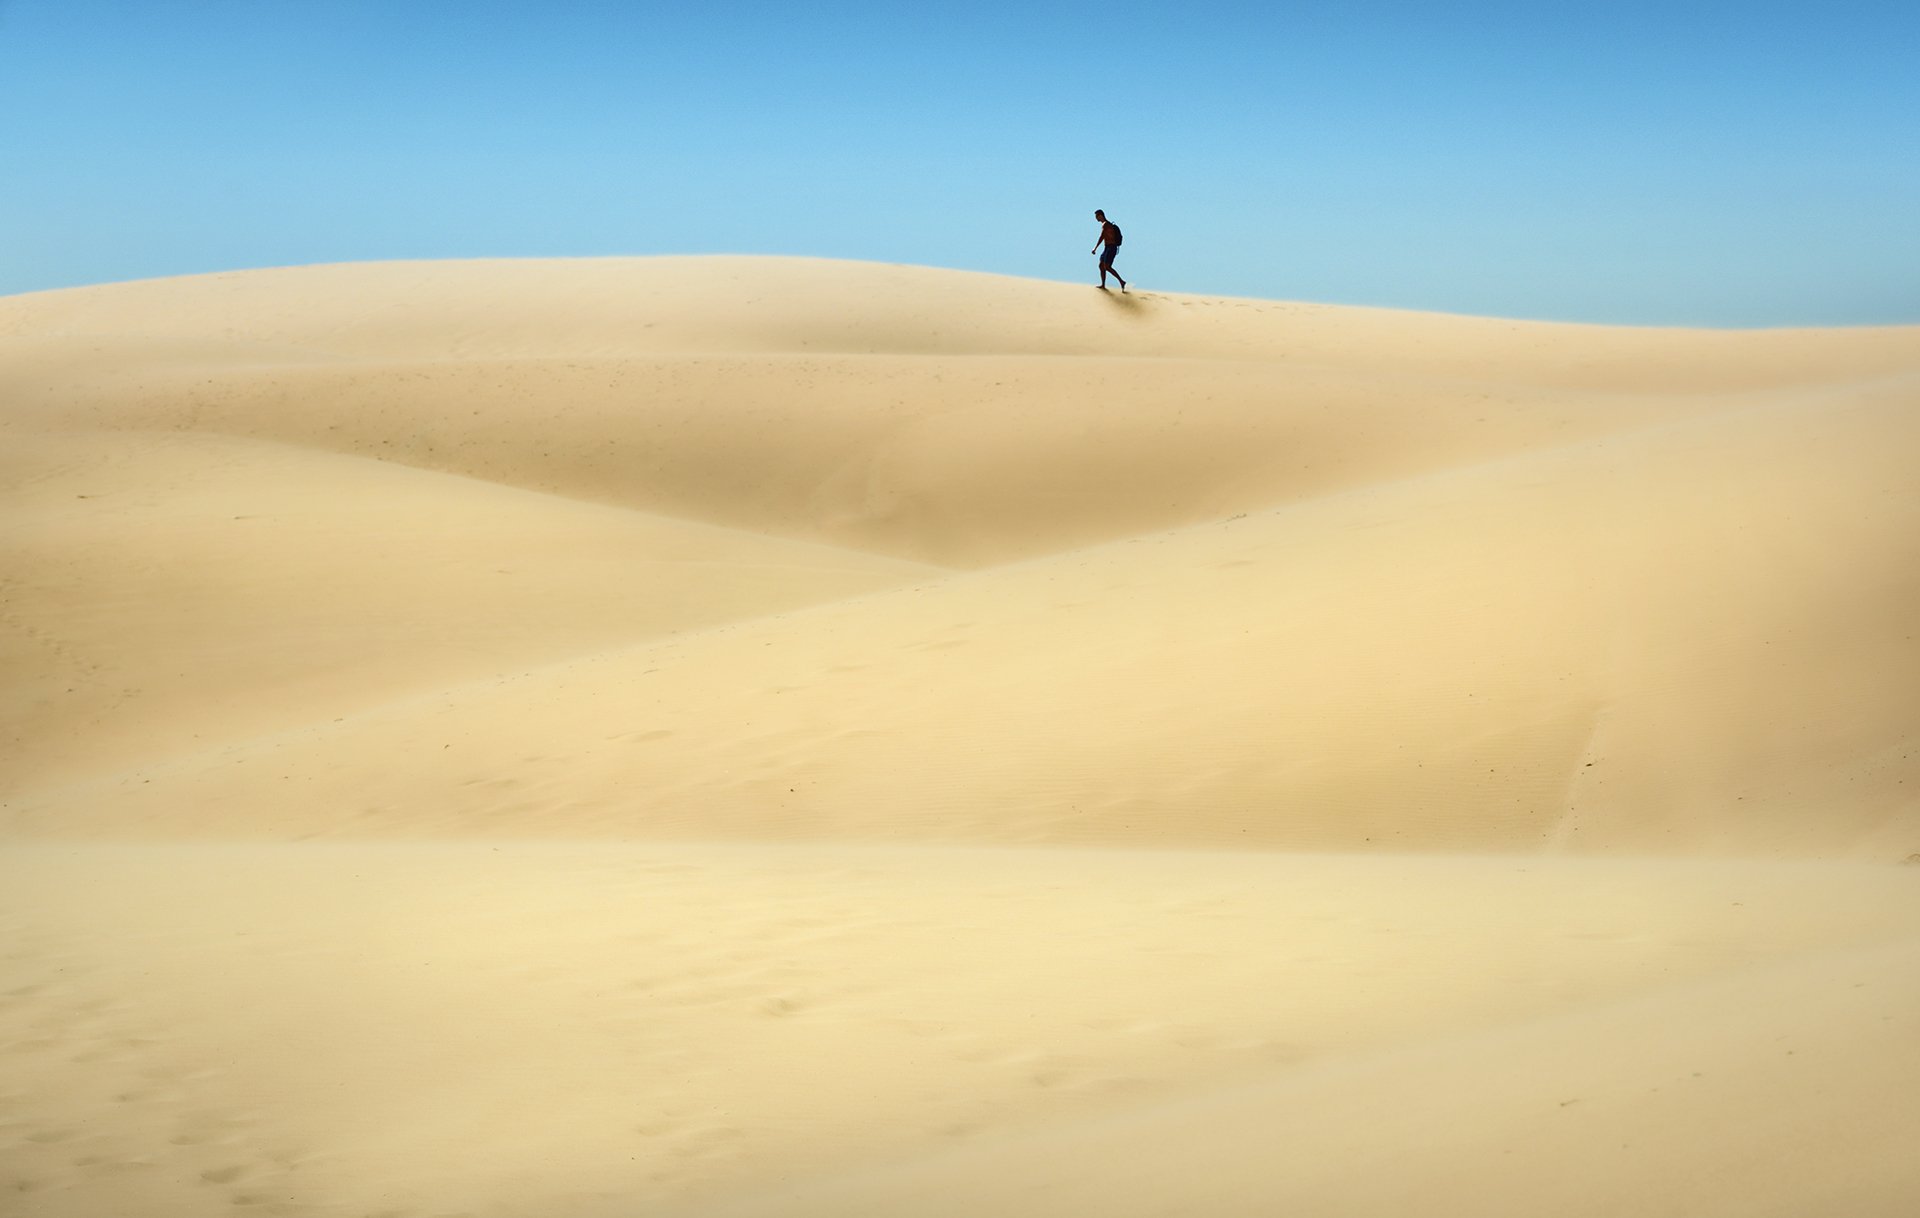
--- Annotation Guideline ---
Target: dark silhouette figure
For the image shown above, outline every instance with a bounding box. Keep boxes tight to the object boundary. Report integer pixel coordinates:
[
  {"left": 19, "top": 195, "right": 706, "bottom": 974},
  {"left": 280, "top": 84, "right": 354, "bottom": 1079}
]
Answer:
[{"left": 1092, "top": 209, "right": 1127, "bottom": 291}]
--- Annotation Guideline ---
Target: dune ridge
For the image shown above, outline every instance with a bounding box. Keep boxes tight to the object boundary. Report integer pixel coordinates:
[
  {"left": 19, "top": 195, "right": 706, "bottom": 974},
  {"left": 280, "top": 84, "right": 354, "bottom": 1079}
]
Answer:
[{"left": 3, "top": 257, "right": 1918, "bottom": 1216}]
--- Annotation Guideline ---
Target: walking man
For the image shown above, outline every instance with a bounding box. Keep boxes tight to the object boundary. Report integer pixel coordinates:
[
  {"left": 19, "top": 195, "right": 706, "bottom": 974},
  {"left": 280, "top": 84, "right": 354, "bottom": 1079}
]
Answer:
[{"left": 1092, "top": 209, "right": 1127, "bottom": 291}]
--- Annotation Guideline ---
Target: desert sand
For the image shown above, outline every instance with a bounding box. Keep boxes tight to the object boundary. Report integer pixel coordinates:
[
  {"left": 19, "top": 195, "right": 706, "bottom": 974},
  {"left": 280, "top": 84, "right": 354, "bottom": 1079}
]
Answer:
[{"left": 2, "top": 256, "right": 1917, "bottom": 1217}]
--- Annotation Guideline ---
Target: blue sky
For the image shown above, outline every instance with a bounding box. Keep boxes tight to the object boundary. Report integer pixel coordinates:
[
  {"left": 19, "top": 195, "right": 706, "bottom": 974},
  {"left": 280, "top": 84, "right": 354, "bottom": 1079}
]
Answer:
[{"left": 2, "top": 0, "right": 1915, "bottom": 324}]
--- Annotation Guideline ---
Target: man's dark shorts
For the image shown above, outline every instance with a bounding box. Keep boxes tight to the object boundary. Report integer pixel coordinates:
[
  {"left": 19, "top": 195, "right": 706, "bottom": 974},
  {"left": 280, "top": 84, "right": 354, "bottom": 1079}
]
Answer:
[{"left": 1099, "top": 244, "right": 1118, "bottom": 269}]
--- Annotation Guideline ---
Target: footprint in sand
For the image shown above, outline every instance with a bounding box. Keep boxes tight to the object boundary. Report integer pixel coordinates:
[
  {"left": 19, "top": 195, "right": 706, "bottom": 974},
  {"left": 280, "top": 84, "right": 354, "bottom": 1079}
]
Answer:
[{"left": 756, "top": 992, "right": 810, "bottom": 1018}]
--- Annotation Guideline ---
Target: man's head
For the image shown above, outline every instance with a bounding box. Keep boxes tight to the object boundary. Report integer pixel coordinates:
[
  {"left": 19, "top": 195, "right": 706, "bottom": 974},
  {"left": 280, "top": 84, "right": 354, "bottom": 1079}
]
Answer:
[{"left": 1094, "top": 210, "right": 1106, "bottom": 221}]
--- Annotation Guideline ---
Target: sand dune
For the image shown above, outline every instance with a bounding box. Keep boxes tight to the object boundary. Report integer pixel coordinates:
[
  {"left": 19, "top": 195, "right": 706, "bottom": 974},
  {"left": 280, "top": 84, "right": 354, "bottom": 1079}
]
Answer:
[
  {"left": 0, "top": 427, "right": 934, "bottom": 791},
  {"left": 3, "top": 258, "right": 1918, "bottom": 1216}
]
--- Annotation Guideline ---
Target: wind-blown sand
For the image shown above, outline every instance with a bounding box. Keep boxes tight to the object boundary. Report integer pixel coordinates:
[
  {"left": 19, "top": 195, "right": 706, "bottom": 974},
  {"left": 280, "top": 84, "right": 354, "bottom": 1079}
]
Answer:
[{"left": 2, "top": 257, "right": 1917, "bottom": 1216}]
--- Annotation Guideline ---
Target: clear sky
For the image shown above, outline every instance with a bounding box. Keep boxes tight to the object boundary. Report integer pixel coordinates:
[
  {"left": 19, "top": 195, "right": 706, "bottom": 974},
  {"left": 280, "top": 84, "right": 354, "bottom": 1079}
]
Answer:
[{"left": 3, "top": 0, "right": 1915, "bottom": 325}]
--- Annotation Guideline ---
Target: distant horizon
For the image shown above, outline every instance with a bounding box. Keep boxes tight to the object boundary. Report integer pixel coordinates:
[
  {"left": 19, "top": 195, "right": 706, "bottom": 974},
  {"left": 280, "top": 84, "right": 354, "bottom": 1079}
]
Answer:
[
  {"left": 4, "top": 0, "right": 1917, "bottom": 327},
  {"left": 11, "top": 251, "right": 1920, "bottom": 333}
]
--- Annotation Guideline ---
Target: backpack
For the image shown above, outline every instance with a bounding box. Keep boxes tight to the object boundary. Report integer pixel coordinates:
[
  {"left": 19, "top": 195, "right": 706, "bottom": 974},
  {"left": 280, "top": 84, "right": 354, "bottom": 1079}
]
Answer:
[{"left": 1109, "top": 224, "right": 1123, "bottom": 247}]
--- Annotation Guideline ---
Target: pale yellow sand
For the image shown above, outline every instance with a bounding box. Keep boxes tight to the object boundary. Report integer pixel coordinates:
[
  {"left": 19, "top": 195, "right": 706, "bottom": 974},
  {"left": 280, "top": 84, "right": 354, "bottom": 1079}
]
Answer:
[{"left": 2, "top": 258, "right": 1917, "bottom": 1217}]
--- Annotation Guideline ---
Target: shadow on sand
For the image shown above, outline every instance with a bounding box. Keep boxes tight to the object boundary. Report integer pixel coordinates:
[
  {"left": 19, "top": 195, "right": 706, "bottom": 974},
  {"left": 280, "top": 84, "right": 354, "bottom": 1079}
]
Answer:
[{"left": 1097, "top": 287, "right": 1150, "bottom": 319}]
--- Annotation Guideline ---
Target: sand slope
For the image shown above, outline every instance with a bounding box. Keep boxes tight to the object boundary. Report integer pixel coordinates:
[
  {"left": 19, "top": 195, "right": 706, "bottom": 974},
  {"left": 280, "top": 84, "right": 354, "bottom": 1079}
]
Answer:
[{"left": 2, "top": 257, "right": 1918, "bottom": 1216}]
